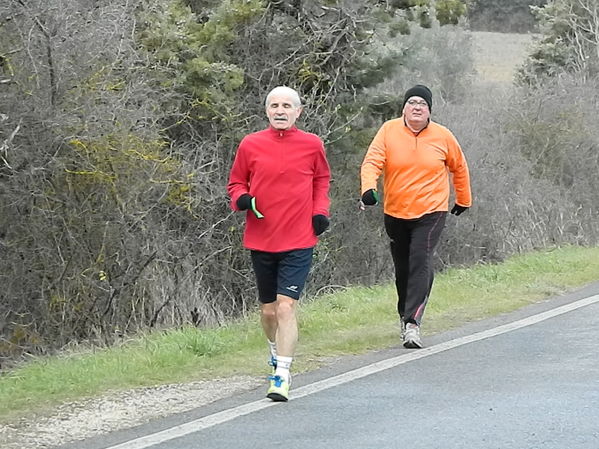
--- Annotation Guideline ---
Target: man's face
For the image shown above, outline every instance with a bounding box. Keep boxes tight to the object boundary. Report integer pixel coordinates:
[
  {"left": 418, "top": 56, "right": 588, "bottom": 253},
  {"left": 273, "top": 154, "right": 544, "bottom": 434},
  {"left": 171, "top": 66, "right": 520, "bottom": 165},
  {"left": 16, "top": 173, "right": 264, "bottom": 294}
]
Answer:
[
  {"left": 266, "top": 94, "right": 302, "bottom": 130},
  {"left": 403, "top": 96, "right": 430, "bottom": 127}
]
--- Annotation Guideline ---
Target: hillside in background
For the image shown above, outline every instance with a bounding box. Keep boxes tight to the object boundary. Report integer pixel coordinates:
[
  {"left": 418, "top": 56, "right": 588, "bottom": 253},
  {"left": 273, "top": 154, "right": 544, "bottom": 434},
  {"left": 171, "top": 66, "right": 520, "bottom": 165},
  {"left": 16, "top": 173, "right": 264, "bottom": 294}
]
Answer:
[
  {"left": 468, "top": 0, "right": 547, "bottom": 33},
  {"left": 471, "top": 31, "right": 536, "bottom": 84}
]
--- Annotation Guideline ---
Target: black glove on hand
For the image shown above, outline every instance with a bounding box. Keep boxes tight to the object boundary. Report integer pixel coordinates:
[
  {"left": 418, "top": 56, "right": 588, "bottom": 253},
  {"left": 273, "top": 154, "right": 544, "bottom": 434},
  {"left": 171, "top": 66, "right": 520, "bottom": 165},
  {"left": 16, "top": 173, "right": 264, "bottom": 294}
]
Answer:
[
  {"left": 450, "top": 204, "right": 468, "bottom": 216},
  {"left": 236, "top": 193, "right": 252, "bottom": 211},
  {"left": 312, "top": 214, "right": 330, "bottom": 236},
  {"left": 361, "top": 189, "right": 379, "bottom": 206},
  {"left": 236, "top": 194, "right": 264, "bottom": 219}
]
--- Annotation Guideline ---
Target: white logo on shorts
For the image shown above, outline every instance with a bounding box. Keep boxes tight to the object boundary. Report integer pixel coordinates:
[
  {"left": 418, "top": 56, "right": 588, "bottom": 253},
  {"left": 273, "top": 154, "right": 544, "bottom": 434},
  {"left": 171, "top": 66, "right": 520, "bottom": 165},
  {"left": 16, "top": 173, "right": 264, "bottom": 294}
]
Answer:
[{"left": 286, "top": 285, "right": 299, "bottom": 292}]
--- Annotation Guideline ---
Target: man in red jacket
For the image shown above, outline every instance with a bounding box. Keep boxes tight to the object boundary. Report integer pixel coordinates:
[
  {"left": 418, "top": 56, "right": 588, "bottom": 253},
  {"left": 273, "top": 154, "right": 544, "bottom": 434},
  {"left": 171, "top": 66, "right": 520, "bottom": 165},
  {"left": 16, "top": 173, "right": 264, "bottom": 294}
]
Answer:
[{"left": 227, "top": 86, "right": 331, "bottom": 402}]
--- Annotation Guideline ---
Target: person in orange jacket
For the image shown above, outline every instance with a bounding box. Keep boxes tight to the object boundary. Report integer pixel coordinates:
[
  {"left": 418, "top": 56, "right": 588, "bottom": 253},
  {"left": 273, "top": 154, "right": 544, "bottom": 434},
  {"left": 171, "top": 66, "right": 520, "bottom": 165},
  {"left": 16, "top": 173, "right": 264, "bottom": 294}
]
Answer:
[{"left": 360, "top": 84, "right": 472, "bottom": 349}]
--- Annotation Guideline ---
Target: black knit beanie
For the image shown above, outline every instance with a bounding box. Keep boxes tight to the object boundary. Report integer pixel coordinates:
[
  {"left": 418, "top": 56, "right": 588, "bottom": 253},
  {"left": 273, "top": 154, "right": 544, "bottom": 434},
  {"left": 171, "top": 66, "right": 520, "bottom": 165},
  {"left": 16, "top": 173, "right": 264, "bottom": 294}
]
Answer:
[{"left": 402, "top": 85, "right": 433, "bottom": 111}]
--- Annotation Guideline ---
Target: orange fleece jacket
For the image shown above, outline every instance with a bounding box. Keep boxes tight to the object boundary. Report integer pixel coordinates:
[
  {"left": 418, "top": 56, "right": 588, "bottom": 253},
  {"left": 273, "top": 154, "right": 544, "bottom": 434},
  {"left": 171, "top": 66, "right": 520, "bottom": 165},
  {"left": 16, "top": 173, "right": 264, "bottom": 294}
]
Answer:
[{"left": 361, "top": 118, "right": 472, "bottom": 219}]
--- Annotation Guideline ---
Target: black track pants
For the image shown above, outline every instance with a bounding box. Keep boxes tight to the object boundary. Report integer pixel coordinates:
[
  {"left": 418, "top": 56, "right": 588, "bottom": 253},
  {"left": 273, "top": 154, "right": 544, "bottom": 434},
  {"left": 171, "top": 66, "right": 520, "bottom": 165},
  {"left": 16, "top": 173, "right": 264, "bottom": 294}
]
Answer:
[{"left": 384, "top": 211, "right": 446, "bottom": 325}]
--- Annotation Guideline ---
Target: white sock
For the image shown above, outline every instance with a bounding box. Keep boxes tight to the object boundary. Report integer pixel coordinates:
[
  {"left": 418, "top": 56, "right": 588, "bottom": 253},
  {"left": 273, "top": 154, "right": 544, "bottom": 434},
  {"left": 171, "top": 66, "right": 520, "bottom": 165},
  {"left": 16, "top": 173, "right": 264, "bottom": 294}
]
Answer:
[
  {"left": 274, "top": 356, "right": 293, "bottom": 382},
  {"left": 267, "top": 340, "right": 277, "bottom": 360}
]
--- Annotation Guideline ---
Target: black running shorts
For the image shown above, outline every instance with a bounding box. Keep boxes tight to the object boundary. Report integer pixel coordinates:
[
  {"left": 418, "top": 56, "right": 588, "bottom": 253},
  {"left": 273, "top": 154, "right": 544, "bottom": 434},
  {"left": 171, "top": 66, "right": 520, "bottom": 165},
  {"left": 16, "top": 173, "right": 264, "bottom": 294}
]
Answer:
[{"left": 250, "top": 248, "right": 314, "bottom": 303}]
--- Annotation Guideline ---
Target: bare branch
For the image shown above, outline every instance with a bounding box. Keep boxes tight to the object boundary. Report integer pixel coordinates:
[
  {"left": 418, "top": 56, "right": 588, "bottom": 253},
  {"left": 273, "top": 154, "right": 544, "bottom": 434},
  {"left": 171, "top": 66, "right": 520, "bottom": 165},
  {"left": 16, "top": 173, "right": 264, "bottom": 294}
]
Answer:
[{"left": 0, "top": 120, "right": 20, "bottom": 170}]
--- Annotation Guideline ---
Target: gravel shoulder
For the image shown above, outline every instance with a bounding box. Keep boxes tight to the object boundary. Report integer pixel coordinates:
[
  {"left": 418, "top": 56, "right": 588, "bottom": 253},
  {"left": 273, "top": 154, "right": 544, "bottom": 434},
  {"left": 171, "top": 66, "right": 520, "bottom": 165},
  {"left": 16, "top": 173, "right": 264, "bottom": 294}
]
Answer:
[{"left": 0, "top": 376, "right": 262, "bottom": 449}]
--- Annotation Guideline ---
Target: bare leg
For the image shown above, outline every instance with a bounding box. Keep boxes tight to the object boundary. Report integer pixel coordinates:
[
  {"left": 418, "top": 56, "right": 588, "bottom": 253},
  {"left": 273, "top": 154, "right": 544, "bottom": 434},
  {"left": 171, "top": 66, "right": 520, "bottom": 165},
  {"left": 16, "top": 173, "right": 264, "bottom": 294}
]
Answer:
[
  {"left": 273, "top": 294, "right": 298, "bottom": 357},
  {"left": 260, "top": 302, "right": 277, "bottom": 343}
]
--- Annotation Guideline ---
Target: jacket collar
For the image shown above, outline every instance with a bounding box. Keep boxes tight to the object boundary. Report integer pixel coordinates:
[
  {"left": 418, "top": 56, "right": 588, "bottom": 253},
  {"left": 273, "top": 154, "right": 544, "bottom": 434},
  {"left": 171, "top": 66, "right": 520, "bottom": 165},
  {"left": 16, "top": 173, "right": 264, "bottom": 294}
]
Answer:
[
  {"left": 402, "top": 117, "right": 430, "bottom": 135},
  {"left": 267, "top": 126, "right": 299, "bottom": 136}
]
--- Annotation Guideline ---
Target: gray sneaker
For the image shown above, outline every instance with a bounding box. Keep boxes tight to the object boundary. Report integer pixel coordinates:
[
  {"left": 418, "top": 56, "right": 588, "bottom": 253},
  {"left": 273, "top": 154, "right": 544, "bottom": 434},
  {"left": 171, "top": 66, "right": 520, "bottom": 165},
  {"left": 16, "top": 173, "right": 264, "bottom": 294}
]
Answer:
[{"left": 403, "top": 323, "right": 423, "bottom": 349}]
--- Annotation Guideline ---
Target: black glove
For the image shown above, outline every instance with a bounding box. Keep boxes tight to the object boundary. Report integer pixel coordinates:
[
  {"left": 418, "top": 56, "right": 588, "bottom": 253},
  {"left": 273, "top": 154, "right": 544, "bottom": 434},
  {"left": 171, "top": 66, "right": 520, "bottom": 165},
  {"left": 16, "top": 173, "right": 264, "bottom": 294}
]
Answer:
[
  {"left": 236, "top": 194, "right": 264, "bottom": 219},
  {"left": 361, "top": 189, "right": 379, "bottom": 206},
  {"left": 236, "top": 193, "right": 253, "bottom": 211},
  {"left": 312, "top": 214, "right": 329, "bottom": 236},
  {"left": 450, "top": 204, "right": 468, "bottom": 216}
]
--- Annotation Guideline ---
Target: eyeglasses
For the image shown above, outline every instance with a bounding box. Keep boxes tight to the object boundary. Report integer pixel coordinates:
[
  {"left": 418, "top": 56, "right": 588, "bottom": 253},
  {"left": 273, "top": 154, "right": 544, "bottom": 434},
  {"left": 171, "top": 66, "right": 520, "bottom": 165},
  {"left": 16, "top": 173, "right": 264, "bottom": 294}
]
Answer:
[{"left": 406, "top": 99, "right": 428, "bottom": 108}]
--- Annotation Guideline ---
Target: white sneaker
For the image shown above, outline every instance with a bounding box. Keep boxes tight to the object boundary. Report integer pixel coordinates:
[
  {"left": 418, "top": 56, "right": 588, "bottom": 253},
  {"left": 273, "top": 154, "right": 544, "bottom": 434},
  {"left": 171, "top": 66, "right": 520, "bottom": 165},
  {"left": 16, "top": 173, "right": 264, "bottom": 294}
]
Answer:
[
  {"left": 399, "top": 320, "right": 406, "bottom": 340},
  {"left": 403, "top": 323, "right": 423, "bottom": 349}
]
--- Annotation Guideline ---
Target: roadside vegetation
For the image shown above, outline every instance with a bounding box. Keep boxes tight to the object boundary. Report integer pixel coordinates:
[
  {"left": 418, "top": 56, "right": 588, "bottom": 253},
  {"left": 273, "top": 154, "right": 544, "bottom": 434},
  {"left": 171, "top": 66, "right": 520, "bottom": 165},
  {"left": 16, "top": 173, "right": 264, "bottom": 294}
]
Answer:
[
  {"left": 1, "top": 0, "right": 483, "bottom": 358},
  {"left": 1, "top": 245, "right": 598, "bottom": 423}
]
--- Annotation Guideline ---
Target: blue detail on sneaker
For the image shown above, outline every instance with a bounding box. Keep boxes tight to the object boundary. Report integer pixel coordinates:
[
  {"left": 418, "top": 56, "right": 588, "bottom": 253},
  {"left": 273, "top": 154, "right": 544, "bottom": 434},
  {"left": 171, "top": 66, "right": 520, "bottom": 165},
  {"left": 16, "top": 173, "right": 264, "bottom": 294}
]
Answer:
[{"left": 266, "top": 375, "right": 289, "bottom": 402}]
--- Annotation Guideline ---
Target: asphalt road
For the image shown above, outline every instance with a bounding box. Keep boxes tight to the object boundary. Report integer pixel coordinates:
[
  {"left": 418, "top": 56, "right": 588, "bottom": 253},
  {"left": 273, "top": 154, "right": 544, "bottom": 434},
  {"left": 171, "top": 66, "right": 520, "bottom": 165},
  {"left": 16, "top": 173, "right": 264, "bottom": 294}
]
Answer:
[{"left": 64, "top": 282, "right": 599, "bottom": 449}]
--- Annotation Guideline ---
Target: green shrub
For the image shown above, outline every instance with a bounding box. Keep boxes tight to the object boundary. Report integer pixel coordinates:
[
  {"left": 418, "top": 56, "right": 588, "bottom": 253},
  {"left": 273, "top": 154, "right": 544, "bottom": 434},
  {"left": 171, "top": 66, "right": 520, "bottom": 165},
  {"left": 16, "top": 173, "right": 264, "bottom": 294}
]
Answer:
[{"left": 436, "top": 0, "right": 467, "bottom": 26}]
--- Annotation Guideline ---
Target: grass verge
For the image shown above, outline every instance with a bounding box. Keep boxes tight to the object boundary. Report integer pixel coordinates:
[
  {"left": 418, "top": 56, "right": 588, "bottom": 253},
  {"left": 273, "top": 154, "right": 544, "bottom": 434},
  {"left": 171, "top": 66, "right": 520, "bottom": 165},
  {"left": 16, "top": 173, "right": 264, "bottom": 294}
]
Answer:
[{"left": 1, "top": 245, "right": 598, "bottom": 423}]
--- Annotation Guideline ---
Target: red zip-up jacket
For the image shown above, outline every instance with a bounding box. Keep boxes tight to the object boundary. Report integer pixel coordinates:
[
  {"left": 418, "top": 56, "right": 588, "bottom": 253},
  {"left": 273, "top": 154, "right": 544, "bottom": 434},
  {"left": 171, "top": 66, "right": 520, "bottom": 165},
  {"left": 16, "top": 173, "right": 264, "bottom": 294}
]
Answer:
[{"left": 227, "top": 126, "right": 331, "bottom": 252}]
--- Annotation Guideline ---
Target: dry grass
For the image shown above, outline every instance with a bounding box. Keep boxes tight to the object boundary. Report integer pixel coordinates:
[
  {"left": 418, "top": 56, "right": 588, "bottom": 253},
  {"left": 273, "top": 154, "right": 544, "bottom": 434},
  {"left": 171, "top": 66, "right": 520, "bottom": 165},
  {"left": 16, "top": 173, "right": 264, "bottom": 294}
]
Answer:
[{"left": 471, "top": 31, "right": 537, "bottom": 84}]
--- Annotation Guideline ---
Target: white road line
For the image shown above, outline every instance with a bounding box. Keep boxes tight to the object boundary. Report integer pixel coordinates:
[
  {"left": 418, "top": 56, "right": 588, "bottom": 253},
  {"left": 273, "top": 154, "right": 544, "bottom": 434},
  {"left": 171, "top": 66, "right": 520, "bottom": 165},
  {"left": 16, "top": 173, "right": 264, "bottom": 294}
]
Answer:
[{"left": 105, "top": 294, "right": 599, "bottom": 449}]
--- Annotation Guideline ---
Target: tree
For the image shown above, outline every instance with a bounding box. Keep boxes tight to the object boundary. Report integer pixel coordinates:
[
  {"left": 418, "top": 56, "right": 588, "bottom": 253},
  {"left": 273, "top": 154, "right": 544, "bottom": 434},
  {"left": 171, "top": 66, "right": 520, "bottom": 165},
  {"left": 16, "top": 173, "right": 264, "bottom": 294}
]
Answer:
[{"left": 518, "top": 0, "right": 599, "bottom": 82}]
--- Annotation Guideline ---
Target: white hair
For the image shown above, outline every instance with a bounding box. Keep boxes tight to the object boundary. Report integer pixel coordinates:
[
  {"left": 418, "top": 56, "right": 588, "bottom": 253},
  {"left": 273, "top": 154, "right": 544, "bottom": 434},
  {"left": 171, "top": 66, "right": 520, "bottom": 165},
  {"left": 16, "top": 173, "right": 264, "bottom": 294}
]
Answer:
[{"left": 265, "top": 86, "right": 302, "bottom": 108}]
